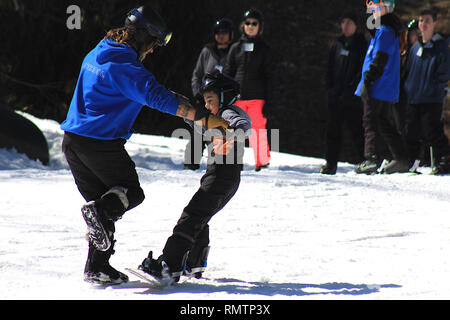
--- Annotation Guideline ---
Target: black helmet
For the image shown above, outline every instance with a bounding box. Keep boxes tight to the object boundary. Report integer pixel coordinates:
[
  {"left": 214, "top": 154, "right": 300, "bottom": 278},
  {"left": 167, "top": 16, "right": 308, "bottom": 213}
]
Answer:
[
  {"left": 214, "top": 18, "right": 234, "bottom": 36},
  {"left": 242, "top": 8, "right": 264, "bottom": 34},
  {"left": 200, "top": 71, "right": 240, "bottom": 107},
  {"left": 125, "top": 6, "right": 172, "bottom": 46}
]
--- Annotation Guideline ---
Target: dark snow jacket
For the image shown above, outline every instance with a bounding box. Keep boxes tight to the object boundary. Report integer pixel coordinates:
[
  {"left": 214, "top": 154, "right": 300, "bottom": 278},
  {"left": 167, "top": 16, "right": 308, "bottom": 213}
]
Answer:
[
  {"left": 223, "top": 34, "right": 274, "bottom": 101},
  {"left": 404, "top": 34, "right": 450, "bottom": 105},
  {"left": 326, "top": 33, "right": 368, "bottom": 103},
  {"left": 191, "top": 42, "right": 230, "bottom": 97}
]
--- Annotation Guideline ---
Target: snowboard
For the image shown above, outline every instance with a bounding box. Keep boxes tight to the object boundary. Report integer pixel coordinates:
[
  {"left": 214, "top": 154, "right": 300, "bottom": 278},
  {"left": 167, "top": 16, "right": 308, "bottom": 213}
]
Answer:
[{"left": 125, "top": 267, "right": 176, "bottom": 288}]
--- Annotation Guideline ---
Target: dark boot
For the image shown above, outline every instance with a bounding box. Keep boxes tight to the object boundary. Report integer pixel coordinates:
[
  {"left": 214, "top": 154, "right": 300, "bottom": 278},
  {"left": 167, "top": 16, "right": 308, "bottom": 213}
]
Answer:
[
  {"left": 81, "top": 192, "right": 125, "bottom": 251},
  {"left": 139, "top": 251, "right": 188, "bottom": 284},
  {"left": 355, "top": 155, "right": 381, "bottom": 174},
  {"left": 381, "top": 159, "right": 411, "bottom": 174},
  {"left": 255, "top": 163, "right": 270, "bottom": 172},
  {"left": 431, "top": 155, "right": 450, "bottom": 175},
  {"left": 84, "top": 240, "right": 128, "bottom": 285},
  {"left": 320, "top": 162, "right": 337, "bottom": 175},
  {"left": 184, "top": 246, "right": 210, "bottom": 279}
]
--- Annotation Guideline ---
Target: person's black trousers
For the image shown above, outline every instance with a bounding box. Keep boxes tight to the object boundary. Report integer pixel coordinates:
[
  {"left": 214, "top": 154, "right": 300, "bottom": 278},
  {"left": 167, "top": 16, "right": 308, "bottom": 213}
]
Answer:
[
  {"left": 62, "top": 132, "right": 145, "bottom": 214},
  {"left": 405, "top": 103, "right": 450, "bottom": 162},
  {"left": 325, "top": 99, "right": 365, "bottom": 165},
  {"left": 362, "top": 98, "right": 408, "bottom": 161},
  {"left": 162, "top": 163, "right": 241, "bottom": 270}
]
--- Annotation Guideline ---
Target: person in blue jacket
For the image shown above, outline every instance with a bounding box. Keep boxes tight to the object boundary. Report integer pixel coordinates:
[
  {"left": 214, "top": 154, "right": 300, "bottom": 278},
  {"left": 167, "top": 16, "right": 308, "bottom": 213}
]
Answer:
[
  {"left": 404, "top": 9, "right": 450, "bottom": 174},
  {"left": 354, "top": 0, "right": 409, "bottom": 174},
  {"left": 61, "top": 5, "right": 230, "bottom": 285}
]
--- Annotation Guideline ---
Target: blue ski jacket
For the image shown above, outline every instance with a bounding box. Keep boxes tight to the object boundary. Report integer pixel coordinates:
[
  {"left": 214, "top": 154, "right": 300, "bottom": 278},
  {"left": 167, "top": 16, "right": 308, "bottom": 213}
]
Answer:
[
  {"left": 404, "top": 34, "right": 450, "bottom": 105},
  {"left": 61, "top": 38, "right": 179, "bottom": 140},
  {"left": 355, "top": 17, "right": 401, "bottom": 102}
]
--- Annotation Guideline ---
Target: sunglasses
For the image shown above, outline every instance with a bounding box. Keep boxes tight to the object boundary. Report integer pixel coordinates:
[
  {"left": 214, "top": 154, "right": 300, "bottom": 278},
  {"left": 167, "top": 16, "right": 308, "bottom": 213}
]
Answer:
[{"left": 244, "top": 21, "right": 259, "bottom": 27}]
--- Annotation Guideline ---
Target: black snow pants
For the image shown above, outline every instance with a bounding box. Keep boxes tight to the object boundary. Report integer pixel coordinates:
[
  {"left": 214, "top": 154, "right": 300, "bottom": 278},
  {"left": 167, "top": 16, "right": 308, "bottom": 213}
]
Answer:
[
  {"left": 162, "top": 163, "right": 241, "bottom": 270},
  {"left": 62, "top": 132, "right": 145, "bottom": 216},
  {"left": 325, "top": 99, "right": 365, "bottom": 165},
  {"left": 405, "top": 103, "right": 450, "bottom": 162}
]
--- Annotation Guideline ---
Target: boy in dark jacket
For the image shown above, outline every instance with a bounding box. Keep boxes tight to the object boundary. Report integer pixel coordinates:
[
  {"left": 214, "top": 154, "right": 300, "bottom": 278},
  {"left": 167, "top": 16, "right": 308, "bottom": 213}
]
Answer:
[
  {"left": 354, "top": 0, "right": 409, "bottom": 174},
  {"left": 185, "top": 18, "right": 234, "bottom": 170},
  {"left": 321, "top": 11, "right": 367, "bottom": 174},
  {"left": 61, "top": 6, "right": 230, "bottom": 285},
  {"left": 404, "top": 9, "right": 450, "bottom": 174},
  {"left": 139, "top": 72, "right": 252, "bottom": 283}
]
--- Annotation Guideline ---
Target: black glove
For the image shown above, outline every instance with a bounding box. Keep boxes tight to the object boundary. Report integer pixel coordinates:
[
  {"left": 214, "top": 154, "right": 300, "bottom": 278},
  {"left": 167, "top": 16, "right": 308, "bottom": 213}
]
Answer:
[{"left": 360, "top": 51, "right": 389, "bottom": 103}]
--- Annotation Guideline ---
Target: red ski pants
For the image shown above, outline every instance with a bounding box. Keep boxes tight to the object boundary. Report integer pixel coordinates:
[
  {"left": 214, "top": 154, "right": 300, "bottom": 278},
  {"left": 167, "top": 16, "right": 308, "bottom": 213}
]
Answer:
[{"left": 234, "top": 99, "right": 271, "bottom": 167}]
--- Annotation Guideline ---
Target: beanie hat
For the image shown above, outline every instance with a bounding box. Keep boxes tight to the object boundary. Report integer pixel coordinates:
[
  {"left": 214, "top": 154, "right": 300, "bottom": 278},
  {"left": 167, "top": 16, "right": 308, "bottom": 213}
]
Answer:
[{"left": 341, "top": 10, "right": 359, "bottom": 25}]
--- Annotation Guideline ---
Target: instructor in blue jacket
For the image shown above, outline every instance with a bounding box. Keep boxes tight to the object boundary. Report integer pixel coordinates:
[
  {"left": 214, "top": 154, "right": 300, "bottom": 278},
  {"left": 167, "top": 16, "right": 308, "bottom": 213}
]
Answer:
[
  {"left": 354, "top": 0, "right": 409, "bottom": 174},
  {"left": 61, "top": 5, "right": 230, "bottom": 285}
]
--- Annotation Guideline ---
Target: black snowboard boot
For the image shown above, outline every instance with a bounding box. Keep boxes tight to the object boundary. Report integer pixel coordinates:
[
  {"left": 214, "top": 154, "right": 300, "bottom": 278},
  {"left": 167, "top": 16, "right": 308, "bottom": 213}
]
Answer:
[
  {"left": 184, "top": 246, "right": 210, "bottom": 279},
  {"left": 81, "top": 192, "right": 125, "bottom": 251},
  {"left": 84, "top": 240, "right": 128, "bottom": 285},
  {"left": 81, "top": 201, "right": 112, "bottom": 251},
  {"left": 139, "top": 251, "right": 186, "bottom": 284}
]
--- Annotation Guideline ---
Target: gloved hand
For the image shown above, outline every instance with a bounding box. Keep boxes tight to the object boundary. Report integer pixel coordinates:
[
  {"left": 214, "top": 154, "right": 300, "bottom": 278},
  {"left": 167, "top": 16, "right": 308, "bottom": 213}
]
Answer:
[{"left": 194, "top": 108, "right": 230, "bottom": 131}]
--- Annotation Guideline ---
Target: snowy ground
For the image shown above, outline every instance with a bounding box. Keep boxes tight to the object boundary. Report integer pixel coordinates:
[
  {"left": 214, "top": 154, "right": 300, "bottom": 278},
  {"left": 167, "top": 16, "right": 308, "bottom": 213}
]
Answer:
[{"left": 1, "top": 112, "right": 449, "bottom": 300}]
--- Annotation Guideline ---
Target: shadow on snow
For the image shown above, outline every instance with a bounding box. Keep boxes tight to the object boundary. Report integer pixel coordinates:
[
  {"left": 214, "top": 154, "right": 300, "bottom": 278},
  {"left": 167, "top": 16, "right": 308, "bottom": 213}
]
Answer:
[{"left": 110, "top": 278, "right": 401, "bottom": 297}]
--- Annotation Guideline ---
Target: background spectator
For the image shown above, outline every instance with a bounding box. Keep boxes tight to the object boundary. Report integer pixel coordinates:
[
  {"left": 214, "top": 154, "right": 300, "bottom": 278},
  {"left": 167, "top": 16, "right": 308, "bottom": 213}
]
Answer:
[
  {"left": 404, "top": 9, "right": 450, "bottom": 174},
  {"left": 224, "top": 8, "right": 274, "bottom": 171},
  {"left": 184, "top": 18, "right": 234, "bottom": 170},
  {"left": 321, "top": 11, "right": 367, "bottom": 175},
  {"left": 354, "top": 0, "right": 410, "bottom": 174}
]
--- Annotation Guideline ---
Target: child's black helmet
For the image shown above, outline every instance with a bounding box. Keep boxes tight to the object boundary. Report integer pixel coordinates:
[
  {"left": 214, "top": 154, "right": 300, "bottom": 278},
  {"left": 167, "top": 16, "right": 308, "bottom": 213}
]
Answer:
[
  {"left": 125, "top": 6, "right": 172, "bottom": 46},
  {"left": 201, "top": 71, "right": 240, "bottom": 107}
]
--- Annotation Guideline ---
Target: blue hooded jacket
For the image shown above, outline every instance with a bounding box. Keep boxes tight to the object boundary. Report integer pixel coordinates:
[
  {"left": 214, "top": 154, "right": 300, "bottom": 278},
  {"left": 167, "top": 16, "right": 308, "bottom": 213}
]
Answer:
[
  {"left": 355, "top": 16, "right": 401, "bottom": 102},
  {"left": 60, "top": 38, "right": 179, "bottom": 140},
  {"left": 404, "top": 34, "right": 450, "bottom": 105}
]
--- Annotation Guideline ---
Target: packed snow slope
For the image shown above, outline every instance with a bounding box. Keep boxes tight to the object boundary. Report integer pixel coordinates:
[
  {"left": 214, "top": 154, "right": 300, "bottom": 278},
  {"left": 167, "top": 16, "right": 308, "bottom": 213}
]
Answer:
[{"left": 0, "top": 112, "right": 449, "bottom": 300}]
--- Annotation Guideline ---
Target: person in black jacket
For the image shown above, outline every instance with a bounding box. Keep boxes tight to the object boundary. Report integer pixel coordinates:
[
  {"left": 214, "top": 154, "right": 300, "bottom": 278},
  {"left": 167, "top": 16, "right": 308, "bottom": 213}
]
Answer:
[
  {"left": 321, "top": 11, "right": 367, "bottom": 175},
  {"left": 184, "top": 18, "right": 235, "bottom": 170},
  {"left": 224, "top": 8, "right": 274, "bottom": 171}
]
